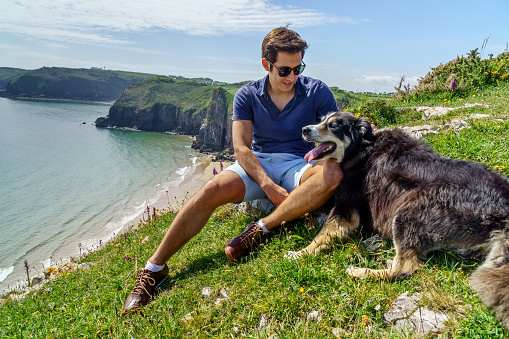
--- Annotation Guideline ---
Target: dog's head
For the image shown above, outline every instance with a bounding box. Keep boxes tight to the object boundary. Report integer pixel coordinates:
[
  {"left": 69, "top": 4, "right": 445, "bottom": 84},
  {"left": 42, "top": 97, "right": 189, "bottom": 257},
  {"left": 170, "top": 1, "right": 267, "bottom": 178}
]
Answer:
[{"left": 302, "top": 112, "right": 373, "bottom": 163}]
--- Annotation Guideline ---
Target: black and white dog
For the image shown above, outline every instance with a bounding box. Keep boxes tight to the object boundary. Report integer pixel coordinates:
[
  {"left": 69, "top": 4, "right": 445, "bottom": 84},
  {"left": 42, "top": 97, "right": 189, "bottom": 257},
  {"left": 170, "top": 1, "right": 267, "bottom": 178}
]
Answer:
[{"left": 289, "top": 112, "right": 509, "bottom": 328}]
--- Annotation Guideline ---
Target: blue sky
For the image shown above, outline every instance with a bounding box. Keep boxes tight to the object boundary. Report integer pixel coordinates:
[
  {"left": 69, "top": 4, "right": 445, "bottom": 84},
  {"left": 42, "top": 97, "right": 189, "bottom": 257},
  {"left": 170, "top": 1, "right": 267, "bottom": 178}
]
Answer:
[{"left": 1, "top": 0, "right": 508, "bottom": 93}]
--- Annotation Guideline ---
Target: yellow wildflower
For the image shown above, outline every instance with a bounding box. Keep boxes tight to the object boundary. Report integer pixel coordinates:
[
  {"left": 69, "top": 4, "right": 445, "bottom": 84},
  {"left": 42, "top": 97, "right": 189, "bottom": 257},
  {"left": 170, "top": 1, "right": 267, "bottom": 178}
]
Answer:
[{"left": 299, "top": 288, "right": 305, "bottom": 293}]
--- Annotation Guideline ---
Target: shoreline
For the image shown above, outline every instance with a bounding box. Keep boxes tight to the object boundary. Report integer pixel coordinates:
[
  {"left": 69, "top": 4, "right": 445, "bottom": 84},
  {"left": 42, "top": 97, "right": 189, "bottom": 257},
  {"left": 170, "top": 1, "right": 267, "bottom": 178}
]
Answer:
[
  {"left": 0, "top": 153, "right": 232, "bottom": 297},
  {"left": 0, "top": 92, "right": 115, "bottom": 105}
]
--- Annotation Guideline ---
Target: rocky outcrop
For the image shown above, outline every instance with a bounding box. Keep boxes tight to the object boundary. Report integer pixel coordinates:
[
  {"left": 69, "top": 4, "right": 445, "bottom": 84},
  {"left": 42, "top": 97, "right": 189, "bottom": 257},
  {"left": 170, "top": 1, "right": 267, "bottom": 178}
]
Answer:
[
  {"left": 96, "top": 101, "right": 208, "bottom": 134},
  {"left": 95, "top": 77, "right": 236, "bottom": 152},
  {"left": 195, "top": 87, "right": 232, "bottom": 151}
]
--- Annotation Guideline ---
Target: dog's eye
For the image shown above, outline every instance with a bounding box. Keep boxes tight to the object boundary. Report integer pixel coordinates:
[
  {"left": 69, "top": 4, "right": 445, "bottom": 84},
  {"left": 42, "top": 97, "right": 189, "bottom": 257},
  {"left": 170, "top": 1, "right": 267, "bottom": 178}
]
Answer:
[{"left": 329, "top": 122, "right": 338, "bottom": 128}]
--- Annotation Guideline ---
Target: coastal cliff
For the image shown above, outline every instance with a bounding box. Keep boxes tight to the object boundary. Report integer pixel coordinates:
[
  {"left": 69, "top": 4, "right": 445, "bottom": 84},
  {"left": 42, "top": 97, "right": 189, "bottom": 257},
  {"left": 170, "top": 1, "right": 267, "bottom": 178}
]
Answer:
[
  {"left": 3, "top": 67, "right": 155, "bottom": 102},
  {"left": 0, "top": 67, "right": 26, "bottom": 90},
  {"left": 95, "top": 76, "right": 237, "bottom": 152}
]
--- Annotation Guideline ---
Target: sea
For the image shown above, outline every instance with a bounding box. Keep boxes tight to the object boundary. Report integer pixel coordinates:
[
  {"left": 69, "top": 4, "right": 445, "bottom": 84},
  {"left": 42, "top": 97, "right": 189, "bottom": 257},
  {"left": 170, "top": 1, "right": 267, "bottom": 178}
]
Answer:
[{"left": 0, "top": 97, "right": 207, "bottom": 292}]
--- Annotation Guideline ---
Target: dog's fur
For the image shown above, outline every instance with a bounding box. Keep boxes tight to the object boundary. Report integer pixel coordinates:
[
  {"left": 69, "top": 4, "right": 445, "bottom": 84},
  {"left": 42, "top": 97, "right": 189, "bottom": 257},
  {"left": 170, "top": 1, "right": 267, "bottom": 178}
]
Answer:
[{"left": 291, "top": 112, "right": 509, "bottom": 328}]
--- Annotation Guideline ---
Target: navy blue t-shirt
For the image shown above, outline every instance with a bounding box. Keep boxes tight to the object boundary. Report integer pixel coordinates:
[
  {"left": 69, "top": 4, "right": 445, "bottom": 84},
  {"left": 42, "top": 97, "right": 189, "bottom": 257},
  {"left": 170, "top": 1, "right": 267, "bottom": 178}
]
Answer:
[{"left": 232, "top": 75, "right": 338, "bottom": 157}]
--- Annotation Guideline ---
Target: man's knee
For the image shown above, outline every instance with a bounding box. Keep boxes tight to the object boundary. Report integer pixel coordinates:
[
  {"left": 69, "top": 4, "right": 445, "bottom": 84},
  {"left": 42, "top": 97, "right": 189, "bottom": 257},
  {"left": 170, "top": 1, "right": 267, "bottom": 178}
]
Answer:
[
  {"left": 198, "top": 172, "right": 245, "bottom": 205},
  {"left": 322, "top": 159, "right": 343, "bottom": 191}
]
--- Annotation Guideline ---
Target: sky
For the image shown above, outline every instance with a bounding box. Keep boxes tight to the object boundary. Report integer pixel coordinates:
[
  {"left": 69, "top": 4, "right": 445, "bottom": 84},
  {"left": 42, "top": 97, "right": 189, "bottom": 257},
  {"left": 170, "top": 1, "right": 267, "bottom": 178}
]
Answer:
[{"left": 1, "top": 0, "right": 508, "bottom": 93}]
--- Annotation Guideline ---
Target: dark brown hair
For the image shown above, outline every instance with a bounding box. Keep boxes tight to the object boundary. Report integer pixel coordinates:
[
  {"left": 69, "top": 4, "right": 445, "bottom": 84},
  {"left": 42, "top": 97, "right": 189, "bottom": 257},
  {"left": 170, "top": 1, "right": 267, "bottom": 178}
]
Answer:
[{"left": 261, "top": 26, "right": 308, "bottom": 65}]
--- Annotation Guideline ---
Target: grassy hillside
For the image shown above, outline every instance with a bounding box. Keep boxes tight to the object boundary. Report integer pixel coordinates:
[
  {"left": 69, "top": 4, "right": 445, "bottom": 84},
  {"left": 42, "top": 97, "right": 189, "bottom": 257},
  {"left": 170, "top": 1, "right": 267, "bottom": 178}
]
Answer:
[
  {"left": 0, "top": 67, "right": 27, "bottom": 90},
  {"left": 4, "top": 67, "right": 157, "bottom": 102},
  {"left": 1, "top": 53, "right": 509, "bottom": 338},
  {"left": 114, "top": 75, "right": 223, "bottom": 113}
]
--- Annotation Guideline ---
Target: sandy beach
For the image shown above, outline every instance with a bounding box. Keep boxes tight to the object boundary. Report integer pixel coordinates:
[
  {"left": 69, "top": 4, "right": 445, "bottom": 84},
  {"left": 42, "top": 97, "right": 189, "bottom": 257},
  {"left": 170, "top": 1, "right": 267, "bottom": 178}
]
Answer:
[{"left": 137, "top": 156, "right": 233, "bottom": 220}]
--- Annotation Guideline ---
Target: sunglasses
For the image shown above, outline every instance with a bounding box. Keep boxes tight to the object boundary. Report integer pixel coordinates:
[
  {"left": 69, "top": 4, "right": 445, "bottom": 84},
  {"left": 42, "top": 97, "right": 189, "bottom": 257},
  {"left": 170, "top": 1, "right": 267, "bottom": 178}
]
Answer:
[{"left": 267, "top": 60, "right": 306, "bottom": 77}]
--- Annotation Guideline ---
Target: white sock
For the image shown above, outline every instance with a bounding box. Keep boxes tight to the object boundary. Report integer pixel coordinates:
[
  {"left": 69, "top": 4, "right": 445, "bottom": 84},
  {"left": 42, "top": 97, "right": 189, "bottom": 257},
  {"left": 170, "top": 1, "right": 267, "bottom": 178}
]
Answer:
[
  {"left": 257, "top": 219, "right": 270, "bottom": 234},
  {"left": 145, "top": 260, "right": 165, "bottom": 272}
]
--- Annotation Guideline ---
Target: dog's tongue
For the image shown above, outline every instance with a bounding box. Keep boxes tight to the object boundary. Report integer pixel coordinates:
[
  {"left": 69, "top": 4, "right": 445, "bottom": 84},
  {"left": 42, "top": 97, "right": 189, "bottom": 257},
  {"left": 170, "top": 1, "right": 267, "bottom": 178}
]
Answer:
[{"left": 304, "top": 143, "right": 333, "bottom": 163}]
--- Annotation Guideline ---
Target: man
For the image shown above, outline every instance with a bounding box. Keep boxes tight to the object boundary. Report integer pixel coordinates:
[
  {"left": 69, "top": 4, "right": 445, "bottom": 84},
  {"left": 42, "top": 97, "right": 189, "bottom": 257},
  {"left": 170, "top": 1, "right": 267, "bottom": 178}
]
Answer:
[{"left": 122, "top": 27, "right": 343, "bottom": 313}]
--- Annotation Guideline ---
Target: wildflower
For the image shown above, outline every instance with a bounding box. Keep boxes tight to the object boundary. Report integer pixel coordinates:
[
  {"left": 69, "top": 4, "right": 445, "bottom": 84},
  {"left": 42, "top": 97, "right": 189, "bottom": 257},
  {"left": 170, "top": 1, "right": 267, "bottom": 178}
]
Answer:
[
  {"left": 374, "top": 304, "right": 381, "bottom": 311},
  {"left": 24, "top": 260, "right": 30, "bottom": 284},
  {"left": 360, "top": 314, "right": 371, "bottom": 327},
  {"left": 213, "top": 167, "right": 218, "bottom": 175},
  {"left": 122, "top": 256, "right": 138, "bottom": 261},
  {"left": 299, "top": 288, "right": 305, "bottom": 293},
  {"left": 451, "top": 81, "right": 456, "bottom": 90}
]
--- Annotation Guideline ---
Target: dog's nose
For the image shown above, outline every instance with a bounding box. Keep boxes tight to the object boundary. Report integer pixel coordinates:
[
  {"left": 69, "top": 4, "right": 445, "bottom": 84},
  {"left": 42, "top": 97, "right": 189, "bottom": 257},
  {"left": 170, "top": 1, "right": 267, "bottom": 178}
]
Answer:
[{"left": 302, "top": 126, "right": 311, "bottom": 136}]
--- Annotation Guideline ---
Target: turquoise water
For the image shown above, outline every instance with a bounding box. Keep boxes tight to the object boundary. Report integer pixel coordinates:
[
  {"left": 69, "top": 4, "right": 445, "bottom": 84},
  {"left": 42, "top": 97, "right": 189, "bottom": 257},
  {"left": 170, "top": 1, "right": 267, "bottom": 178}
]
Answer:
[{"left": 0, "top": 97, "right": 203, "bottom": 291}]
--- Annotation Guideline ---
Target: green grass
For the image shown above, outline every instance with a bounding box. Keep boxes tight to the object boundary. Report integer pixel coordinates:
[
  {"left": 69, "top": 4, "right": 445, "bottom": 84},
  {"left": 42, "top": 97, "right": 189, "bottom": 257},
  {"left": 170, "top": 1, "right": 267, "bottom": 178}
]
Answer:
[{"left": 1, "top": 74, "right": 509, "bottom": 338}]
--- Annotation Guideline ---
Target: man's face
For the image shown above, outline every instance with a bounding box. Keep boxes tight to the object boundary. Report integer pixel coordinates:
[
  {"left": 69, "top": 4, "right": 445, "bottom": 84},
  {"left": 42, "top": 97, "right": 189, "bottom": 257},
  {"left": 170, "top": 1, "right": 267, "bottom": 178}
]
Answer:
[{"left": 263, "top": 51, "right": 303, "bottom": 95}]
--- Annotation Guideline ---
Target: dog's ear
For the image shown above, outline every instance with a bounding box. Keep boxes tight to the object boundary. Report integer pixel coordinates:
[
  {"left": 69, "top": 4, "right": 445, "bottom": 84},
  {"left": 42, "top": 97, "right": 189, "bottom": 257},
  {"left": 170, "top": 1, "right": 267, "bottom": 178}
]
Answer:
[{"left": 355, "top": 117, "right": 373, "bottom": 140}]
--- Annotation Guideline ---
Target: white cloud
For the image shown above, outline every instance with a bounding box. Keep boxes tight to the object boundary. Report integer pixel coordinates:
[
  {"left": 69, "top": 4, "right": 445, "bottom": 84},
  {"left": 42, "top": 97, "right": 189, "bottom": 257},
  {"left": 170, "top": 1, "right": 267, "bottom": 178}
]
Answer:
[{"left": 0, "top": 0, "right": 341, "bottom": 45}]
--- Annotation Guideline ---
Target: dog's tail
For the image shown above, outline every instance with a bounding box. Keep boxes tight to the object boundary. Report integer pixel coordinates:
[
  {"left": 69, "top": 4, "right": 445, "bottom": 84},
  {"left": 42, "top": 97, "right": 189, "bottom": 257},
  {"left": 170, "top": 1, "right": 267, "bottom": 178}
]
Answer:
[{"left": 470, "top": 225, "right": 509, "bottom": 329}]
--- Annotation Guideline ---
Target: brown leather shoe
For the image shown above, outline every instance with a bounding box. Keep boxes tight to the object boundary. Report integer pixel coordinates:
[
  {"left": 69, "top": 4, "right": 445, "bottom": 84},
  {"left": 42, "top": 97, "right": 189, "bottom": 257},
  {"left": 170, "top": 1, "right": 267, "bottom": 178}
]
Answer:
[
  {"left": 225, "top": 221, "right": 266, "bottom": 262},
  {"left": 122, "top": 264, "right": 169, "bottom": 314}
]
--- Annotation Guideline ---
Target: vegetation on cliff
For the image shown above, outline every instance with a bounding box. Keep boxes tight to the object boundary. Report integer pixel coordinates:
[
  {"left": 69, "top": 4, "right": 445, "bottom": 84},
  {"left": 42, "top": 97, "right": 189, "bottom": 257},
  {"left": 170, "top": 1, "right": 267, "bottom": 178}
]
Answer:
[
  {"left": 4, "top": 67, "right": 156, "bottom": 102},
  {"left": 0, "top": 67, "right": 27, "bottom": 90},
  {"left": 112, "top": 75, "right": 231, "bottom": 113}
]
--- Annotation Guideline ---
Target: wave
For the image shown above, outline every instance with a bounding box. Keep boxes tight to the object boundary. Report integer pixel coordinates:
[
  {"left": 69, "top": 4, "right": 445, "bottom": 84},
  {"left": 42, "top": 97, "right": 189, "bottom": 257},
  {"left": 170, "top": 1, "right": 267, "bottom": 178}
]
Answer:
[{"left": 0, "top": 266, "right": 14, "bottom": 283}]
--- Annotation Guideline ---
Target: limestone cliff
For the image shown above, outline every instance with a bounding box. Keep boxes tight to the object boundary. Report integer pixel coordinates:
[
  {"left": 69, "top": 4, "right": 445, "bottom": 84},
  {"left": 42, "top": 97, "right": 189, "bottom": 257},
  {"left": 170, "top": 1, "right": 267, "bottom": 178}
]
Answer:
[{"left": 95, "top": 76, "right": 237, "bottom": 152}]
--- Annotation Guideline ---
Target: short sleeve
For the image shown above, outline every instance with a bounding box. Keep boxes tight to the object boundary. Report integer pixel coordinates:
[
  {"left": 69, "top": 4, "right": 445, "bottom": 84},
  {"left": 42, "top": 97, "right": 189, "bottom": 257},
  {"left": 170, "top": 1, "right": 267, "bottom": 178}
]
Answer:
[{"left": 232, "top": 85, "right": 254, "bottom": 121}]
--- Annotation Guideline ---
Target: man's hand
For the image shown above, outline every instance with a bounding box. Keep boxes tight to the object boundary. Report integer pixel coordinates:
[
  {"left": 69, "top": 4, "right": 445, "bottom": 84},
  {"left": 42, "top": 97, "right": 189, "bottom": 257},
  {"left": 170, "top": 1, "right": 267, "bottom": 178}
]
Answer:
[{"left": 263, "top": 183, "right": 289, "bottom": 206}]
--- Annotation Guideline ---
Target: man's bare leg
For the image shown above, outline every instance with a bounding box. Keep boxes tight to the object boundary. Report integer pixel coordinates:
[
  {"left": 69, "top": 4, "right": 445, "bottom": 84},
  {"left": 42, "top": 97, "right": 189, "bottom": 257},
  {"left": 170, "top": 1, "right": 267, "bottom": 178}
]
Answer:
[
  {"left": 261, "top": 159, "right": 342, "bottom": 230},
  {"left": 149, "top": 170, "right": 245, "bottom": 265}
]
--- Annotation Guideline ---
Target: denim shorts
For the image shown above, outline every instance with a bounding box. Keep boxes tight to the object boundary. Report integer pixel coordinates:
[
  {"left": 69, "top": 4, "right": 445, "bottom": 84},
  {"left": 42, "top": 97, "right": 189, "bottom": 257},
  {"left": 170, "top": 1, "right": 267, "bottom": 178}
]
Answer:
[{"left": 224, "top": 152, "right": 313, "bottom": 202}]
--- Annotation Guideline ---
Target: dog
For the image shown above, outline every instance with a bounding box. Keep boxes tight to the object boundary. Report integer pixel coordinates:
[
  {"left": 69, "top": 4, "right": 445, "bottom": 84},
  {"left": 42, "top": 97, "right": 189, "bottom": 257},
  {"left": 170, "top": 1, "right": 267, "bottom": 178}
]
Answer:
[{"left": 287, "top": 112, "right": 509, "bottom": 328}]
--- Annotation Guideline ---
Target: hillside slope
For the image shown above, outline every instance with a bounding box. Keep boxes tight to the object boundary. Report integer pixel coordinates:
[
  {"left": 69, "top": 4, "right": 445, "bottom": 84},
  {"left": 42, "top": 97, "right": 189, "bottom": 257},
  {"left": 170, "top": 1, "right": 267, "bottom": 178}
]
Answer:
[
  {"left": 0, "top": 67, "right": 27, "bottom": 90},
  {"left": 4, "top": 67, "right": 156, "bottom": 102}
]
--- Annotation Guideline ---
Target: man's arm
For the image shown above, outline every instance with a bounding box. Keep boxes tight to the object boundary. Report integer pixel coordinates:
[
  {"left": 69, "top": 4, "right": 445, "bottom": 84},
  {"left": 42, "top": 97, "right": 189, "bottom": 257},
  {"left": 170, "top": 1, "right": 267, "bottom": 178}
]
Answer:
[{"left": 232, "top": 120, "right": 289, "bottom": 205}]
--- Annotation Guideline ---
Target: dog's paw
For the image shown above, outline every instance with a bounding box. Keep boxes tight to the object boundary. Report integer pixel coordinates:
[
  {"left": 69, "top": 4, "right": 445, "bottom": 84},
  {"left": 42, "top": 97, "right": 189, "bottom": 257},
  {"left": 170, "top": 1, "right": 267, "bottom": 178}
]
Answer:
[
  {"left": 284, "top": 250, "right": 303, "bottom": 260},
  {"left": 346, "top": 266, "right": 369, "bottom": 278}
]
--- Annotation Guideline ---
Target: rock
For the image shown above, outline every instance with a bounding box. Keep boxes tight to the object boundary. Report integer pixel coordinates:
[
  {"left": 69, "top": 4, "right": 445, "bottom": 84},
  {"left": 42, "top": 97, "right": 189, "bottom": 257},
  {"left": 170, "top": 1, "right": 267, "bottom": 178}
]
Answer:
[
  {"left": 383, "top": 291, "right": 420, "bottom": 323},
  {"left": 214, "top": 288, "right": 229, "bottom": 305},
  {"left": 201, "top": 286, "right": 212, "bottom": 298},
  {"left": 306, "top": 310, "right": 322, "bottom": 322},
  {"left": 332, "top": 327, "right": 347, "bottom": 338},
  {"left": 412, "top": 103, "right": 491, "bottom": 120},
  {"left": 362, "top": 234, "right": 386, "bottom": 251},
  {"left": 258, "top": 314, "right": 268, "bottom": 329},
  {"left": 468, "top": 113, "right": 490, "bottom": 119},
  {"left": 235, "top": 198, "right": 275, "bottom": 215},
  {"left": 182, "top": 311, "right": 195, "bottom": 321},
  {"left": 400, "top": 125, "right": 438, "bottom": 139},
  {"left": 384, "top": 291, "right": 449, "bottom": 335},
  {"left": 31, "top": 277, "right": 45, "bottom": 286}
]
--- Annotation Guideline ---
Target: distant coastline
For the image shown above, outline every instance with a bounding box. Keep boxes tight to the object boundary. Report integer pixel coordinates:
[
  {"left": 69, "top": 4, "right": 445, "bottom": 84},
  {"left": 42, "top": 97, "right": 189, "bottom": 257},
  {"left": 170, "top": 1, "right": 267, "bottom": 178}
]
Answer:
[{"left": 0, "top": 91, "right": 115, "bottom": 105}]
